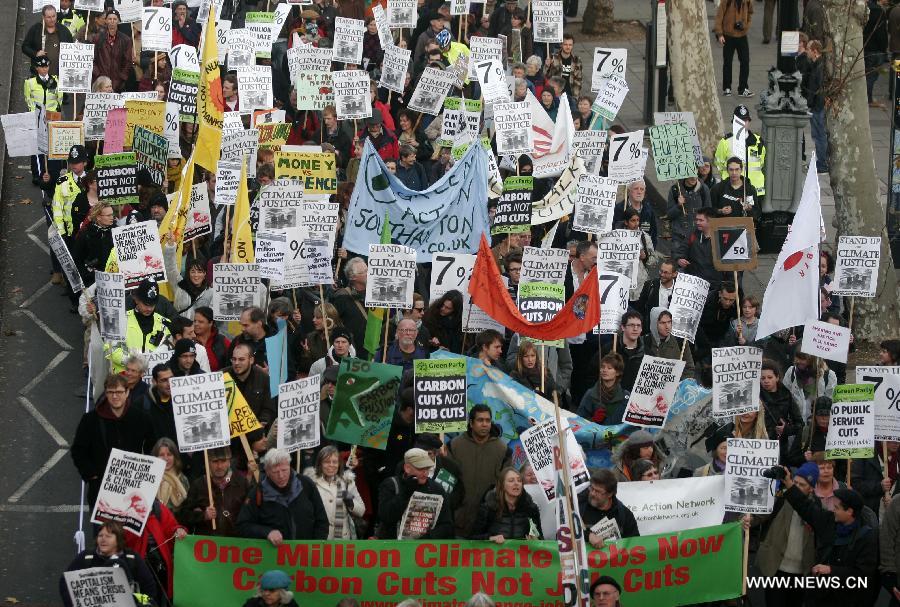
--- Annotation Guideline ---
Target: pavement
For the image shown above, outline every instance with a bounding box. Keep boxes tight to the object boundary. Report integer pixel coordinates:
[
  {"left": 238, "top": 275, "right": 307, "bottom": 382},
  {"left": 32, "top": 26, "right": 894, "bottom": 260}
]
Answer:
[
  {"left": 568, "top": 0, "right": 894, "bottom": 301},
  {"left": 0, "top": 3, "right": 88, "bottom": 605}
]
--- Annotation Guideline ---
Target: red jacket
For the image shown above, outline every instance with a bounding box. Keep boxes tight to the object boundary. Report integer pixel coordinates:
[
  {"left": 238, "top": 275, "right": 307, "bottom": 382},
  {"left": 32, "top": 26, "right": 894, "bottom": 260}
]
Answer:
[{"left": 124, "top": 500, "right": 185, "bottom": 598}]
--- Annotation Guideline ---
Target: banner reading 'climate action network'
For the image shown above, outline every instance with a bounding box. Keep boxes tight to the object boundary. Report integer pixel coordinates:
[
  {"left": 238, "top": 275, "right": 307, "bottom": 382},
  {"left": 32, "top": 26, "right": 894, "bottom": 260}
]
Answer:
[{"left": 174, "top": 524, "right": 743, "bottom": 607}]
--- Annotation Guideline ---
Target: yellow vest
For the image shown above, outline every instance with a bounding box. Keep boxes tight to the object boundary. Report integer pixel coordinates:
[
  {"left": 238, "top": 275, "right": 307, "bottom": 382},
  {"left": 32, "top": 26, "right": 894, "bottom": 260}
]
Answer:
[
  {"left": 52, "top": 171, "right": 82, "bottom": 236},
  {"left": 106, "top": 310, "right": 172, "bottom": 373},
  {"left": 715, "top": 132, "right": 766, "bottom": 196},
  {"left": 23, "top": 76, "right": 61, "bottom": 112}
]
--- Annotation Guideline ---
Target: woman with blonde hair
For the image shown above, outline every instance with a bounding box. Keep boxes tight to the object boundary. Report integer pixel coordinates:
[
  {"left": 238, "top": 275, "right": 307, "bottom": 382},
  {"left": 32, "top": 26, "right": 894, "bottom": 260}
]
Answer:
[
  {"left": 509, "top": 340, "right": 556, "bottom": 399},
  {"left": 152, "top": 437, "right": 189, "bottom": 512},
  {"left": 293, "top": 302, "right": 342, "bottom": 377},
  {"left": 303, "top": 445, "right": 364, "bottom": 539}
]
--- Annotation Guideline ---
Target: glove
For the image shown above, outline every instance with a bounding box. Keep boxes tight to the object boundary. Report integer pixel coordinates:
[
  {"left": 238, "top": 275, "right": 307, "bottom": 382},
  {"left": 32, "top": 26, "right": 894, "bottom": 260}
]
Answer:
[
  {"left": 402, "top": 474, "right": 420, "bottom": 491},
  {"left": 882, "top": 572, "right": 898, "bottom": 593}
]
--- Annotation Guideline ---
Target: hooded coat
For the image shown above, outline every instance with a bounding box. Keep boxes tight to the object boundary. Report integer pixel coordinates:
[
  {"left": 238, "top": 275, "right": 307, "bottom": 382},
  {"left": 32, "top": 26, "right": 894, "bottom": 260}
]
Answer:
[
  {"left": 643, "top": 307, "right": 696, "bottom": 380},
  {"left": 611, "top": 430, "right": 665, "bottom": 482}
]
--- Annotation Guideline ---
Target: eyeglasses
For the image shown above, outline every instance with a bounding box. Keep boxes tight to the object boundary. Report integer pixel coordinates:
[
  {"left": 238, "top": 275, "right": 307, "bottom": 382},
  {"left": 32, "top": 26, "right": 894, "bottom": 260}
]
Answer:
[
  {"left": 105, "top": 390, "right": 127, "bottom": 396},
  {"left": 398, "top": 328, "right": 417, "bottom": 333},
  {"left": 624, "top": 323, "right": 642, "bottom": 329}
]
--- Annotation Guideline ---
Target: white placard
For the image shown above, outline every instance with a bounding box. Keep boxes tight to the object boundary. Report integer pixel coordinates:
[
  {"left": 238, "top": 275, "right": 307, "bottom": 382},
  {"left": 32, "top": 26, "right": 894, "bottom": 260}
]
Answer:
[
  {"left": 617, "top": 476, "right": 726, "bottom": 534},
  {"left": 595, "top": 229, "right": 641, "bottom": 289},
  {"left": 142, "top": 6, "right": 173, "bottom": 53},
  {"left": 237, "top": 65, "right": 273, "bottom": 114},
  {"left": 623, "top": 355, "right": 686, "bottom": 428},
  {"left": 532, "top": 0, "right": 563, "bottom": 43},
  {"left": 59, "top": 43, "right": 94, "bottom": 93},
  {"left": 366, "top": 244, "right": 417, "bottom": 308},
  {"left": 712, "top": 346, "right": 762, "bottom": 418},
  {"left": 380, "top": 45, "right": 411, "bottom": 94},
  {"left": 1, "top": 111, "right": 40, "bottom": 157},
  {"left": 171, "top": 372, "right": 231, "bottom": 452},
  {"left": 372, "top": 4, "right": 394, "bottom": 48},
  {"left": 494, "top": 101, "right": 532, "bottom": 155},
  {"left": 64, "top": 567, "right": 133, "bottom": 607},
  {"left": 212, "top": 263, "right": 263, "bottom": 321},
  {"left": 591, "top": 47, "right": 627, "bottom": 93},
  {"left": 258, "top": 179, "right": 304, "bottom": 230},
  {"left": 520, "top": 246, "right": 568, "bottom": 286},
  {"left": 781, "top": 31, "right": 800, "bottom": 55},
  {"left": 333, "top": 17, "right": 365, "bottom": 64},
  {"left": 408, "top": 67, "right": 457, "bottom": 115},
  {"left": 95, "top": 271, "right": 126, "bottom": 344},
  {"left": 474, "top": 59, "right": 511, "bottom": 104},
  {"left": 388, "top": 0, "right": 416, "bottom": 28},
  {"left": 573, "top": 175, "right": 616, "bottom": 233},
  {"left": 468, "top": 37, "right": 505, "bottom": 79},
  {"left": 169, "top": 44, "right": 200, "bottom": 73},
  {"left": 116, "top": 0, "right": 143, "bottom": 23},
  {"left": 255, "top": 230, "right": 287, "bottom": 281},
  {"left": 278, "top": 376, "right": 322, "bottom": 452},
  {"left": 571, "top": 130, "right": 607, "bottom": 173},
  {"left": 724, "top": 438, "right": 779, "bottom": 514},
  {"left": 592, "top": 76, "right": 629, "bottom": 123},
  {"left": 164, "top": 101, "right": 181, "bottom": 158},
  {"left": 332, "top": 70, "right": 372, "bottom": 120},
  {"left": 655, "top": 111, "right": 703, "bottom": 166},
  {"left": 91, "top": 449, "right": 165, "bottom": 535},
  {"left": 825, "top": 388, "right": 875, "bottom": 459},
  {"left": 184, "top": 183, "right": 212, "bottom": 242},
  {"left": 607, "top": 129, "right": 645, "bottom": 182},
  {"left": 214, "top": 162, "right": 241, "bottom": 206},
  {"left": 731, "top": 116, "right": 748, "bottom": 161},
  {"left": 595, "top": 271, "right": 629, "bottom": 335},
  {"left": 141, "top": 348, "right": 173, "bottom": 386},
  {"left": 111, "top": 221, "right": 166, "bottom": 289},
  {"left": 227, "top": 28, "right": 256, "bottom": 69},
  {"left": 520, "top": 417, "right": 589, "bottom": 502},
  {"left": 833, "top": 235, "right": 881, "bottom": 297},
  {"left": 800, "top": 319, "right": 851, "bottom": 363},
  {"left": 83, "top": 93, "right": 123, "bottom": 141},
  {"left": 669, "top": 273, "right": 710, "bottom": 342},
  {"left": 300, "top": 200, "right": 340, "bottom": 248},
  {"left": 856, "top": 366, "right": 900, "bottom": 441}
]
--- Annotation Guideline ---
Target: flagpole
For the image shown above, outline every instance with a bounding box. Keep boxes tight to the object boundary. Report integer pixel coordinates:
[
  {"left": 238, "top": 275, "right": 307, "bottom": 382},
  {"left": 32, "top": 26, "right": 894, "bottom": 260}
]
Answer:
[
  {"left": 734, "top": 270, "right": 742, "bottom": 342},
  {"left": 552, "top": 391, "right": 586, "bottom": 607},
  {"left": 382, "top": 308, "right": 391, "bottom": 362},
  {"left": 203, "top": 449, "right": 217, "bottom": 531}
]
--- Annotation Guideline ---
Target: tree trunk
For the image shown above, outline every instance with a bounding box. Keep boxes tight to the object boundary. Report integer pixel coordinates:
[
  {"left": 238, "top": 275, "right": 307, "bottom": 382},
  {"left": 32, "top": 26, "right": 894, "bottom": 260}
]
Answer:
[
  {"left": 582, "top": 0, "right": 614, "bottom": 36},
  {"left": 822, "top": 0, "right": 900, "bottom": 339},
  {"left": 667, "top": 0, "right": 724, "bottom": 157}
]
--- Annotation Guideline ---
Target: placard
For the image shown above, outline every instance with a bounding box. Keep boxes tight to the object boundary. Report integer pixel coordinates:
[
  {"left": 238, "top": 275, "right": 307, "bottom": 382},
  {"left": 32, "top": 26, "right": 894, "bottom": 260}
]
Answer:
[
  {"left": 430, "top": 253, "right": 504, "bottom": 333},
  {"left": 124, "top": 99, "right": 165, "bottom": 149},
  {"left": 596, "top": 271, "right": 630, "bottom": 335},
  {"left": 215, "top": 162, "right": 241, "bottom": 206},
  {"left": 474, "top": 59, "right": 511, "bottom": 104},
  {"left": 169, "top": 44, "right": 200, "bottom": 73},
  {"left": 825, "top": 384, "right": 876, "bottom": 459},
  {"left": 48, "top": 226, "right": 85, "bottom": 293},
  {"left": 212, "top": 263, "right": 263, "bottom": 321},
  {"left": 226, "top": 28, "right": 256, "bottom": 69},
  {"left": 468, "top": 37, "right": 504, "bottom": 79},
  {"left": 184, "top": 182, "right": 212, "bottom": 242},
  {"left": 832, "top": 235, "right": 881, "bottom": 297},
  {"left": 414, "top": 358, "right": 467, "bottom": 433},
  {"left": 133, "top": 126, "right": 167, "bottom": 186},
  {"left": 372, "top": 4, "right": 393, "bottom": 48},
  {"left": 116, "top": 0, "right": 142, "bottom": 23},
  {"left": 520, "top": 417, "right": 589, "bottom": 501},
  {"left": 494, "top": 101, "right": 532, "bottom": 155},
  {"left": 164, "top": 101, "right": 181, "bottom": 158},
  {"left": 654, "top": 111, "right": 703, "bottom": 165},
  {"left": 257, "top": 122, "right": 292, "bottom": 150},
  {"left": 387, "top": 0, "right": 416, "bottom": 27},
  {"left": 591, "top": 47, "right": 627, "bottom": 93},
  {"left": 669, "top": 273, "right": 710, "bottom": 342},
  {"left": 855, "top": 366, "right": 900, "bottom": 441},
  {"left": 516, "top": 282, "right": 565, "bottom": 347},
  {"left": 277, "top": 376, "right": 322, "bottom": 452},
  {"left": 333, "top": 17, "right": 365, "bottom": 64},
  {"left": 273, "top": 151, "right": 338, "bottom": 194},
  {"left": 58, "top": 42, "right": 94, "bottom": 93},
  {"left": 64, "top": 567, "right": 133, "bottom": 607},
  {"left": 171, "top": 372, "right": 231, "bottom": 453},
  {"left": 366, "top": 244, "right": 417, "bottom": 308},
  {"left": 520, "top": 246, "right": 568, "bottom": 286},
  {"left": 220, "top": 128, "right": 259, "bottom": 165},
  {"left": 90, "top": 449, "right": 165, "bottom": 535},
  {"left": 237, "top": 65, "right": 273, "bottom": 115},
  {"left": 380, "top": 45, "right": 412, "bottom": 94},
  {"left": 709, "top": 217, "right": 759, "bottom": 271},
  {"left": 142, "top": 6, "right": 173, "bottom": 53},
  {"left": 255, "top": 230, "right": 287, "bottom": 281},
  {"left": 331, "top": 70, "right": 372, "bottom": 120},
  {"left": 573, "top": 175, "right": 617, "bottom": 233},
  {"left": 624, "top": 355, "right": 686, "bottom": 427},
  {"left": 301, "top": 200, "right": 341, "bottom": 247},
  {"left": 95, "top": 271, "right": 126, "bottom": 343},
  {"left": 0, "top": 111, "right": 40, "bottom": 157},
  {"left": 491, "top": 176, "right": 533, "bottom": 235},
  {"left": 781, "top": 31, "right": 800, "bottom": 56},
  {"left": 83, "top": 93, "right": 122, "bottom": 141},
  {"left": 595, "top": 229, "right": 641, "bottom": 289},
  {"left": 95, "top": 152, "right": 138, "bottom": 206},
  {"left": 532, "top": 0, "right": 563, "bottom": 43},
  {"left": 649, "top": 122, "right": 696, "bottom": 181},
  {"left": 169, "top": 67, "right": 200, "bottom": 123},
  {"left": 616, "top": 476, "right": 726, "bottom": 534},
  {"left": 607, "top": 129, "right": 645, "bottom": 182},
  {"left": 724, "top": 438, "right": 778, "bottom": 514},
  {"left": 244, "top": 11, "right": 280, "bottom": 60},
  {"left": 571, "top": 130, "right": 608, "bottom": 173},
  {"left": 592, "top": 76, "right": 629, "bottom": 122},
  {"left": 408, "top": 67, "right": 456, "bottom": 116},
  {"left": 800, "top": 319, "right": 852, "bottom": 363},
  {"left": 111, "top": 220, "right": 166, "bottom": 288},
  {"left": 48, "top": 121, "right": 84, "bottom": 159},
  {"left": 712, "top": 346, "right": 762, "bottom": 418},
  {"left": 258, "top": 179, "right": 304, "bottom": 230}
]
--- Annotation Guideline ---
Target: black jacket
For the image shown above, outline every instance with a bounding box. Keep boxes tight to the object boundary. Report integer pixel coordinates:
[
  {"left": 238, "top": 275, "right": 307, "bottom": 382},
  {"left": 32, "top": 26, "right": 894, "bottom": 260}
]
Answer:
[
  {"left": 376, "top": 474, "right": 454, "bottom": 539},
  {"left": 60, "top": 550, "right": 158, "bottom": 607},
  {"left": 22, "top": 21, "right": 73, "bottom": 61},
  {"left": 850, "top": 455, "right": 887, "bottom": 517},
  {"left": 222, "top": 365, "right": 277, "bottom": 430},
  {"left": 673, "top": 229, "right": 724, "bottom": 292},
  {"left": 141, "top": 388, "right": 177, "bottom": 444},
  {"left": 578, "top": 493, "right": 640, "bottom": 539},
  {"left": 72, "top": 222, "right": 114, "bottom": 287},
  {"left": 470, "top": 488, "right": 542, "bottom": 540},
  {"left": 236, "top": 473, "right": 329, "bottom": 541},
  {"left": 760, "top": 385, "right": 804, "bottom": 460},
  {"left": 784, "top": 485, "right": 879, "bottom": 606},
  {"left": 635, "top": 278, "right": 673, "bottom": 323}
]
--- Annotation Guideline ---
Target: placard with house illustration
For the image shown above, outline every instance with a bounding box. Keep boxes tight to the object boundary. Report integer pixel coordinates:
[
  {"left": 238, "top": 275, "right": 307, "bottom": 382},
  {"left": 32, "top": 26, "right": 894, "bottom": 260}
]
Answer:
[
  {"left": 365, "top": 244, "right": 417, "bottom": 308},
  {"left": 724, "top": 438, "right": 779, "bottom": 514},
  {"left": 171, "top": 372, "right": 231, "bottom": 453},
  {"left": 832, "top": 235, "right": 881, "bottom": 297},
  {"left": 712, "top": 346, "right": 763, "bottom": 418}
]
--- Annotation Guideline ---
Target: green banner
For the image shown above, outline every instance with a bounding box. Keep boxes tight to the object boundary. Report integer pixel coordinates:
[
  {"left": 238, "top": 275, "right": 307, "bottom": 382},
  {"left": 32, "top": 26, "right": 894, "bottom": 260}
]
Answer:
[
  {"left": 413, "top": 358, "right": 467, "bottom": 433},
  {"left": 826, "top": 383, "right": 876, "bottom": 459},
  {"left": 325, "top": 358, "right": 402, "bottom": 450},
  {"left": 173, "top": 524, "right": 744, "bottom": 607}
]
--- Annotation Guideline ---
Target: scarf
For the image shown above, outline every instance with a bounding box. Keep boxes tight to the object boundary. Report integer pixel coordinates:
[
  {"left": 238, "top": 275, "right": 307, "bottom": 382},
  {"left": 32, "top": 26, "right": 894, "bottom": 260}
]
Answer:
[
  {"left": 834, "top": 520, "right": 860, "bottom": 546},
  {"left": 158, "top": 470, "right": 188, "bottom": 509}
]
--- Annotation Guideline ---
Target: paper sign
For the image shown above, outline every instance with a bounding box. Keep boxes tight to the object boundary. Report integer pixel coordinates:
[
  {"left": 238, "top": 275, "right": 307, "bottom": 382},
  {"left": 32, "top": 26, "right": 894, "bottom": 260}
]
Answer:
[
  {"left": 855, "top": 366, "right": 900, "bottom": 441},
  {"left": 95, "top": 271, "right": 126, "bottom": 344},
  {"left": 624, "top": 356, "right": 686, "bottom": 427},
  {"left": 801, "top": 320, "right": 851, "bottom": 363},
  {"left": 617, "top": 476, "right": 725, "bottom": 534},
  {"left": 366, "top": 244, "right": 417, "bottom": 308},
  {"left": 607, "top": 129, "right": 645, "bottom": 182},
  {"left": 591, "top": 47, "right": 627, "bottom": 93},
  {"left": 331, "top": 70, "right": 372, "bottom": 120},
  {"left": 171, "top": 372, "right": 231, "bottom": 453},
  {"left": 48, "top": 121, "right": 84, "bottom": 159},
  {"left": 669, "top": 273, "right": 710, "bottom": 343},
  {"left": 712, "top": 346, "right": 762, "bottom": 418},
  {"left": 212, "top": 263, "right": 263, "bottom": 321},
  {"left": 520, "top": 417, "right": 589, "bottom": 501},
  {"left": 414, "top": 358, "right": 468, "bottom": 433},
  {"left": 111, "top": 220, "right": 166, "bottom": 289},
  {"left": 592, "top": 76, "right": 629, "bottom": 122},
  {"left": 596, "top": 271, "right": 629, "bottom": 335},
  {"left": 649, "top": 122, "right": 696, "bottom": 181},
  {"left": 595, "top": 229, "right": 641, "bottom": 289},
  {"left": 832, "top": 235, "right": 881, "bottom": 297},
  {"left": 724, "top": 438, "right": 779, "bottom": 514},
  {"left": 142, "top": 6, "right": 173, "bottom": 53},
  {"left": 59, "top": 42, "right": 94, "bottom": 93},
  {"left": 278, "top": 376, "right": 322, "bottom": 452},
  {"left": 90, "top": 449, "right": 165, "bottom": 535},
  {"left": 1, "top": 111, "right": 40, "bottom": 157},
  {"left": 64, "top": 567, "right": 133, "bottom": 607},
  {"left": 573, "top": 175, "right": 616, "bottom": 233},
  {"left": 494, "top": 101, "right": 532, "bottom": 155},
  {"left": 825, "top": 384, "right": 876, "bottom": 459}
]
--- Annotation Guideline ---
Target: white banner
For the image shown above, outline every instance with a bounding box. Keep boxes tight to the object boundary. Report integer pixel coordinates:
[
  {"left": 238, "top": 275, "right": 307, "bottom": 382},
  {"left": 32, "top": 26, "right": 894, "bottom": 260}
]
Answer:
[
  {"left": 171, "top": 372, "right": 231, "bottom": 453},
  {"left": 1, "top": 111, "right": 40, "bottom": 157},
  {"left": 278, "top": 376, "right": 322, "bottom": 452},
  {"left": 617, "top": 476, "right": 726, "bottom": 535},
  {"left": 90, "top": 449, "right": 165, "bottom": 535}
]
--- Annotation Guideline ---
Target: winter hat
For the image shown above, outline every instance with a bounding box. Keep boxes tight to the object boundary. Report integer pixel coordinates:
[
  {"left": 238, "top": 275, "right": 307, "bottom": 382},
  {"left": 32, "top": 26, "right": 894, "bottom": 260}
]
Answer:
[
  {"left": 590, "top": 576, "right": 622, "bottom": 596},
  {"left": 794, "top": 461, "right": 819, "bottom": 486},
  {"left": 173, "top": 338, "right": 196, "bottom": 357},
  {"left": 626, "top": 429, "right": 655, "bottom": 448},
  {"left": 133, "top": 278, "right": 159, "bottom": 305},
  {"left": 322, "top": 365, "right": 339, "bottom": 384},
  {"left": 705, "top": 425, "right": 733, "bottom": 454},
  {"left": 814, "top": 396, "right": 833, "bottom": 415},
  {"left": 331, "top": 328, "right": 353, "bottom": 344},
  {"left": 833, "top": 488, "right": 864, "bottom": 516},
  {"left": 259, "top": 570, "right": 291, "bottom": 590}
]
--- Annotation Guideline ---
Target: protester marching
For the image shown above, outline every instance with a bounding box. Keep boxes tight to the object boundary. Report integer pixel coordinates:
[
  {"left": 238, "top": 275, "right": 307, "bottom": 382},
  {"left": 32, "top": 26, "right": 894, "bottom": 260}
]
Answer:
[{"left": 2, "top": 0, "right": 900, "bottom": 606}]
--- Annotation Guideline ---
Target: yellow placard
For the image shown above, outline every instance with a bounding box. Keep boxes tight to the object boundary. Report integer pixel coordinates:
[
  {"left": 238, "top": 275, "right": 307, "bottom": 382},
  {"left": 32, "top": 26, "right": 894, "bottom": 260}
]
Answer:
[
  {"left": 273, "top": 150, "right": 337, "bottom": 194},
  {"left": 223, "top": 371, "right": 263, "bottom": 437},
  {"left": 124, "top": 99, "right": 165, "bottom": 149}
]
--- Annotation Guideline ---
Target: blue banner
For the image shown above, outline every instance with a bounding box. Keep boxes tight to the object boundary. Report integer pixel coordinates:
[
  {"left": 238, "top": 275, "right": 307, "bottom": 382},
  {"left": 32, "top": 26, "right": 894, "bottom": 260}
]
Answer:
[
  {"left": 264, "top": 318, "right": 288, "bottom": 397},
  {"left": 343, "top": 139, "right": 490, "bottom": 262}
]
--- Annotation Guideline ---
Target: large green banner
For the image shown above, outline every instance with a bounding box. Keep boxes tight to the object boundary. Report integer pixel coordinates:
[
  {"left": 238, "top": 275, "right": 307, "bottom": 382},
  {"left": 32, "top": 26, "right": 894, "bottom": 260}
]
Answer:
[
  {"left": 174, "top": 524, "right": 743, "bottom": 607},
  {"left": 325, "top": 358, "right": 402, "bottom": 450}
]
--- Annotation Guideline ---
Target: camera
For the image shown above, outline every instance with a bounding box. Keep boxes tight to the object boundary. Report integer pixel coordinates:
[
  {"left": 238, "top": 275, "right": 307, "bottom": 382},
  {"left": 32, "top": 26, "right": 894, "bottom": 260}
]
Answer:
[
  {"left": 734, "top": 20, "right": 744, "bottom": 31},
  {"left": 761, "top": 466, "right": 786, "bottom": 480}
]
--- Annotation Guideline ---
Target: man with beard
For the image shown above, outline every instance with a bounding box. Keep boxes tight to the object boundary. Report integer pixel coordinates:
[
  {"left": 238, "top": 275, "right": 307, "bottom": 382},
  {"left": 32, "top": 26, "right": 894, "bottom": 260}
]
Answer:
[
  {"left": 375, "top": 319, "right": 428, "bottom": 371},
  {"left": 579, "top": 468, "right": 639, "bottom": 547}
]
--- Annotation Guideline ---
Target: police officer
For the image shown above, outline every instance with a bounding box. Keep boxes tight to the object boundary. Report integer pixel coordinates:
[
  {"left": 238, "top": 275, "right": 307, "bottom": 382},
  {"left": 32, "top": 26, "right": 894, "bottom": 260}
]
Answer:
[
  {"left": 25, "top": 55, "right": 62, "bottom": 189},
  {"left": 714, "top": 105, "right": 766, "bottom": 208},
  {"left": 49, "top": 145, "right": 88, "bottom": 284},
  {"left": 57, "top": 0, "right": 86, "bottom": 39},
  {"left": 107, "top": 278, "right": 172, "bottom": 373}
]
